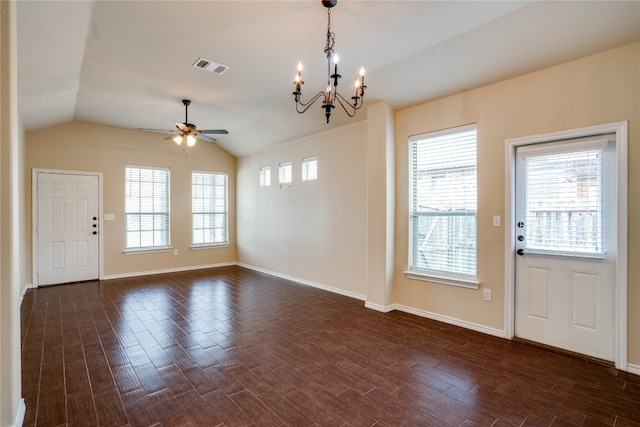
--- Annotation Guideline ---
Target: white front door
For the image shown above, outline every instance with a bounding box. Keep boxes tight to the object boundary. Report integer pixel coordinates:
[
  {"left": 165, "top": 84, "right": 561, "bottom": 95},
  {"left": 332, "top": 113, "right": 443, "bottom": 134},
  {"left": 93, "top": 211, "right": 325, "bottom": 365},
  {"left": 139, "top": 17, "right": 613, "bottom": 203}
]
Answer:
[
  {"left": 514, "top": 135, "right": 616, "bottom": 361},
  {"left": 36, "top": 172, "right": 100, "bottom": 285}
]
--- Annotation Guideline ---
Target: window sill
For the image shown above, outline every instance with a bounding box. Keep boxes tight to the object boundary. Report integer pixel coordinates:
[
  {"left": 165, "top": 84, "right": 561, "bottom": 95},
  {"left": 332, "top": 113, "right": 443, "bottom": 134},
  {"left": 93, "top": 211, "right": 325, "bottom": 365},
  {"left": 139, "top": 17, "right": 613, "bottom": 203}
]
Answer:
[
  {"left": 404, "top": 270, "right": 480, "bottom": 289},
  {"left": 124, "top": 247, "right": 171, "bottom": 255},
  {"left": 191, "top": 243, "right": 230, "bottom": 250}
]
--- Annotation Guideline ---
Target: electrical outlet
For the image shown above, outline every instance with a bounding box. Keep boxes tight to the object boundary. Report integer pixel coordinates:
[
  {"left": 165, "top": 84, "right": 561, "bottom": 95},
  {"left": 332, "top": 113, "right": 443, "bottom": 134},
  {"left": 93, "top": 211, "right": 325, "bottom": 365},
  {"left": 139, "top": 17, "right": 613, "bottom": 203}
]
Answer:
[
  {"left": 483, "top": 288, "right": 492, "bottom": 302},
  {"left": 173, "top": 249, "right": 179, "bottom": 256},
  {"left": 493, "top": 215, "right": 501, "bottom": 227}
]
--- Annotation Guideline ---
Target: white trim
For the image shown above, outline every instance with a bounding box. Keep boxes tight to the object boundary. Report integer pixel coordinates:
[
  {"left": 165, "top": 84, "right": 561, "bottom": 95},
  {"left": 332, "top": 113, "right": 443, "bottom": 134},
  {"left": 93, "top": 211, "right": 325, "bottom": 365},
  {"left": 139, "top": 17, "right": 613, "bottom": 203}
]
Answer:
[
  {"left": 404, "top": 270, "right": 480, "bottom": 289},
  {"left": 101, "top": 262, "right": 236, "bottom": 281},
  {"left": 12, "top": 398, "right": 25, "bottom": 427},
  {"left": 505, "top": 121, "right": 628, "bottom": 371},
  {"left": 389, "top": 303, "right": 505, "bottom": 338},
  {"left": 364, "top": 302, "right": 394, "bottom": 312},
  {"left": 237, "top": 263, "right": 366, "bottom": 301},
  {"left": 32, "top": 169, "right": 104, "bottom": 287},
  {"left": 628, "top": 364, "right": 640, "bottom": 376}
]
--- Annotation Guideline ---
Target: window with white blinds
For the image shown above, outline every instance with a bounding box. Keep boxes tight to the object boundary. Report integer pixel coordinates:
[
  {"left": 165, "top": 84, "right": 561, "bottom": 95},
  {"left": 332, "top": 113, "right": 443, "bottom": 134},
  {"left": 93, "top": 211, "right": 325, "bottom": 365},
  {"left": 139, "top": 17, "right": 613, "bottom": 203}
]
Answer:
[
  {"left": 260, "top": 166, "right": 271, "bottom": 187},
  {"left": 279, "top": 161, "right": 292, "bottom": 186},
  {"left": 192, "top": 171, "right": 228, "bottom": 246},
  {"left": 125, "top": 166, "right": 169, "bottom": 250},
  {"left": 520, "top": 143, "right": 605, "bottom": 255},
  {"left": 408, "top": 125, "right": 477, "bottom": 283},
  {"left": 302, "top": 156, "right": 318, "bottom": 181}
]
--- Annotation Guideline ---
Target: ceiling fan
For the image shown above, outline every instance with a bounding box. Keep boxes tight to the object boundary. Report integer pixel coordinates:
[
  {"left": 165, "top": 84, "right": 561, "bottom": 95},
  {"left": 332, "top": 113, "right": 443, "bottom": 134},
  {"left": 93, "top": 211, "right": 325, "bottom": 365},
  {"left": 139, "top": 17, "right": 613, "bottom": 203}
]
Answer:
[{"left": 141, "top": 99, "right": 228, "bottom": 147}]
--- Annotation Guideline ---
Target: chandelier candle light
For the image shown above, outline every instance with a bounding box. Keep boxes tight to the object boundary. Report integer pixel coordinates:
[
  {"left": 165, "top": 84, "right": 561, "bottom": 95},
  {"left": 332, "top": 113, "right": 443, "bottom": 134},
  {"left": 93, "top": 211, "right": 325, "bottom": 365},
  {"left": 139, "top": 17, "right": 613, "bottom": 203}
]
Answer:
[{"left": 292, "top": 0, "right": 367, "bottom": 123}]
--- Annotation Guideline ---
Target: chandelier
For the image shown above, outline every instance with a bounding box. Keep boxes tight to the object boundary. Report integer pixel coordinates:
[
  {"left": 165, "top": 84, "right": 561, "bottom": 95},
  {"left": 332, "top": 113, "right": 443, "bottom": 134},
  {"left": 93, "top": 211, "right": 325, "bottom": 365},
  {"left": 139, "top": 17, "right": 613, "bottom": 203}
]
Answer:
[{"left": 292, "top": 0, "right": 367, "bottom": 123}]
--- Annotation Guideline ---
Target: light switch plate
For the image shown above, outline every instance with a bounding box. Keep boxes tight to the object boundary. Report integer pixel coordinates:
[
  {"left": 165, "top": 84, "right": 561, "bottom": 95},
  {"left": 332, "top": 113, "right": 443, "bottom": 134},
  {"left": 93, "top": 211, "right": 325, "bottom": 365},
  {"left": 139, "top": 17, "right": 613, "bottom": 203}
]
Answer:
[{"left": 493, "top": 215, "right": 501, "bottom": 227}]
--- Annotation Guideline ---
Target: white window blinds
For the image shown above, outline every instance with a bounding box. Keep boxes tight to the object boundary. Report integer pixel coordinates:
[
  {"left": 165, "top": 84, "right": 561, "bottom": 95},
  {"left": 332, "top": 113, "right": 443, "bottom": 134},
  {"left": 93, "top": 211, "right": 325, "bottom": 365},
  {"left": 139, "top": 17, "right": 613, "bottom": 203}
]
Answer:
[
  {"left": 279, "top": 161, "right": 292, "bottom": 186},
  {"left": 519, "top": 142, "right": 606, "bottom": 255},
  {"left": 260, "top": 166, "right": 271, "bottom": 187},
  {"left": 192, "top": 171, "right": 228, "bottom": 246},
  {"left": 409, "top": 125, "right": 477, "bottom": 280},
  {"left": 125, "top": 166, "right": 169, "bottom": 249},
  {"left": 302, "top": 156, "right": 318, "bottom": 181}
]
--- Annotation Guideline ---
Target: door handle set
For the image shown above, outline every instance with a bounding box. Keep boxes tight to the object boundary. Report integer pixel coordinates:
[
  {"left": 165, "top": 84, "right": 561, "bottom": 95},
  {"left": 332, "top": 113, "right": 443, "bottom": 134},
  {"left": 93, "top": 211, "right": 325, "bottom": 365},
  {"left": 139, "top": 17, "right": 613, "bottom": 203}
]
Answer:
[
  {"left": 92, "top": 216, "right": 98, "bottom": 235},
  {"left": 516, "top": 221, "right": 524, "bottom": 256}
]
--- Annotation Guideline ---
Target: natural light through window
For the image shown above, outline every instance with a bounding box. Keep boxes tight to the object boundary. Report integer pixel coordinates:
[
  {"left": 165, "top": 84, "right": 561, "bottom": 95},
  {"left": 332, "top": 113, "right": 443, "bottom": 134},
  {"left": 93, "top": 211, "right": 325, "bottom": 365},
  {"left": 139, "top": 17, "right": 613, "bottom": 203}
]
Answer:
[
  {"left": 125, "top": 166, "right": 170, "bottom": 250},
  {"left": 407, "top": 125, "right": 478, "bottom": 287},
  {"left": 192, "top": 171, "right": 228, "bottom": 246},
  {"left": 260, "top": 166, "right": 271, "bottom": 187},
  {"left": 302, "top": 156, "right": 318, "bottom": 181},
  {"left": 279, "top": 161, "right": 292, "bottom": 186}
]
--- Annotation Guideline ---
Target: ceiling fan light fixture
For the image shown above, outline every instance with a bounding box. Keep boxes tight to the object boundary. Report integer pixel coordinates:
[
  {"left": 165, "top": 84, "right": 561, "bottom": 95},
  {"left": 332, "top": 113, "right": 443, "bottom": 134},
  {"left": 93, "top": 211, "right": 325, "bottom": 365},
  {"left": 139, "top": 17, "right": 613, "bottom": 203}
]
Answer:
[
  {"left": 173, "top": 134, "right": 183, "bottom": 145},
  {"left": 186, "top": 134, "right": 197, "bottom": 147}
]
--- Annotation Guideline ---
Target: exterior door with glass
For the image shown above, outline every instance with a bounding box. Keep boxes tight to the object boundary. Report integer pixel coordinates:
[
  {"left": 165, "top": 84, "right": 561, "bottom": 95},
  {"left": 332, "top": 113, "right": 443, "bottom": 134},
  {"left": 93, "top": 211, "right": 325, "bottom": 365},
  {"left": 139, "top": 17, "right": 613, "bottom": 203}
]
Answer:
[{"left": 514, "top": 136, "right": 616, "bottom": 361}]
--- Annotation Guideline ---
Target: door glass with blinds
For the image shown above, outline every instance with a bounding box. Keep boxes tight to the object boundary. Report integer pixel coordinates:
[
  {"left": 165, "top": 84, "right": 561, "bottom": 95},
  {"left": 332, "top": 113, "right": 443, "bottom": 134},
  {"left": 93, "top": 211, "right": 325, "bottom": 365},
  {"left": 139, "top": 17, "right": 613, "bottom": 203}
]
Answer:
[
  {"left": 409, "top": 125, "right": 477, "bottom": 282},
  {"left": 516, "top": 138, "right": 608, "bottom": 257}
]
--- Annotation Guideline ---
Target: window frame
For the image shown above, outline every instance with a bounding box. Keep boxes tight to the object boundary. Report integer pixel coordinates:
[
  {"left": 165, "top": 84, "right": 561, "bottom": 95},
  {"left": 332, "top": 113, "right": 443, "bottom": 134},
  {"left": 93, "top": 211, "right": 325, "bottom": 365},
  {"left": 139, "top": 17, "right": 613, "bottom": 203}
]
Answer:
[
  {"left": 124, "top": 165, "right": 171, "bottom": 253},
  {"left": 191, "top": 170, "right": 229, "bottom": 248},
  {"left": 279, "top": 161, "right": 292, "bottom": 187},
  {"left": 302, "top": 156, "right": 318, "bottom": 181},
  {"left": 405, "top": 124, "right": 480, "bottom": 289},
  {"left": 259, "top": 165, "right": 271, "bottom": 187}
]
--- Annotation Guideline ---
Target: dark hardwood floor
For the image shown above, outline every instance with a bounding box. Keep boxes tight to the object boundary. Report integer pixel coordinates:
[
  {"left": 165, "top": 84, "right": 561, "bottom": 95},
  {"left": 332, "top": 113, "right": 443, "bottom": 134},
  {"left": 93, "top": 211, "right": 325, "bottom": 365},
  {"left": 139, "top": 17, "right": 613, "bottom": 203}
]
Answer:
[{"left": 21, "top": 266, "right": 640, "bottom": 427}]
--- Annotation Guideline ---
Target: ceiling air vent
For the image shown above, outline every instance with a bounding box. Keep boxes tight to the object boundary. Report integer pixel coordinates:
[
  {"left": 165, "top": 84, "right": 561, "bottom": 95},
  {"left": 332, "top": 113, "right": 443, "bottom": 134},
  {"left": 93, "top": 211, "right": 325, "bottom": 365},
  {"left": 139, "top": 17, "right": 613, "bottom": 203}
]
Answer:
[{"left": 193, "top": 58, "right": 229, "bottom": 74}]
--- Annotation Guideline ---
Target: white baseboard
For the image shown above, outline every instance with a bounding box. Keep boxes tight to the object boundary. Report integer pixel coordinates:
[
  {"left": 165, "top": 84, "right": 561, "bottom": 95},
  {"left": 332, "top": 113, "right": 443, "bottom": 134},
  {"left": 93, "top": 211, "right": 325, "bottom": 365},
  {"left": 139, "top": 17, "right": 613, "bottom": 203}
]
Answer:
[
  {"left": 237, "top": 263, "right": 366, "bottom": 301},
  {"left": 364, "top": 302, "right": 395, "bottom": 312},
  {"left": 12, "top": 398, "right": 25, "bottom": 427},
  {"left": 366, "top": 302, "right": 506, "bottom": 339},
  {"left": 101, "top": 262, "right": 236, "bottom": 281},
  {"left": 627, "top": 363, "right": 640, "bottom": 376}
]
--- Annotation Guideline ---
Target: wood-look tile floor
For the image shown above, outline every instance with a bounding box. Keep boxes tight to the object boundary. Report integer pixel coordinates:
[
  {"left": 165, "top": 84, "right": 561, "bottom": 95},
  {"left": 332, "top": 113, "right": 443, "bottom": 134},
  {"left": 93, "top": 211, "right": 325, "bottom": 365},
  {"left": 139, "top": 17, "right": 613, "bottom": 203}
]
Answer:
[{"left": 21, "top": 266, "right": 640, "bottom": 427}]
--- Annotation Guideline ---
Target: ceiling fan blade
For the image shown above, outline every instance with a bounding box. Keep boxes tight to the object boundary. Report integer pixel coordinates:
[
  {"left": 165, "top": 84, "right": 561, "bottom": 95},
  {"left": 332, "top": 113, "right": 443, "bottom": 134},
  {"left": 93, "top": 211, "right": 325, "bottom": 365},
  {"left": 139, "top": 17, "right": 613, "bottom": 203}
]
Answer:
[
  {"left": 138, "top": 128, "right": 176, "bottom": 132},
  {"left": 199, "top": 129, "right": 229, "bottom": 135},
  {"left": 196, "top": 134, "right": 216, "bottom": 143},
  {"left": 164, "top": 134, "right": 179, "bottom": 140}
]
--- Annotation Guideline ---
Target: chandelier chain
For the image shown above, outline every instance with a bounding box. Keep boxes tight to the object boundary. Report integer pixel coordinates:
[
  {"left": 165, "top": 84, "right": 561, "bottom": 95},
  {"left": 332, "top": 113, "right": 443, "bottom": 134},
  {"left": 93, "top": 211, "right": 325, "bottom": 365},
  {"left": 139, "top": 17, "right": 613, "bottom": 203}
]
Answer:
[{"left": 324, "top": 8, "right": 335, "bottom": 56}]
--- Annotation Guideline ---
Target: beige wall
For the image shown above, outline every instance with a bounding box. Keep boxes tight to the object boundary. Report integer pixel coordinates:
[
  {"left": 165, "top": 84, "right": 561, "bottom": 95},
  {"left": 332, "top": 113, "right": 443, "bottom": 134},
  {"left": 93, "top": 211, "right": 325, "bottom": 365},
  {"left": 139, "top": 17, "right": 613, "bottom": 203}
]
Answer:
[
  {"left": 25, "top": 122, "right": 237, "bottom": 281},
  {"left": 1, "top": 0, "right": 25, "bottom": 425},
  {"left": 236, "top": 122, "right": 368, "bottom": 298},
  {"left": 394, "top": 43, "right": 639, "bottom": 362}
]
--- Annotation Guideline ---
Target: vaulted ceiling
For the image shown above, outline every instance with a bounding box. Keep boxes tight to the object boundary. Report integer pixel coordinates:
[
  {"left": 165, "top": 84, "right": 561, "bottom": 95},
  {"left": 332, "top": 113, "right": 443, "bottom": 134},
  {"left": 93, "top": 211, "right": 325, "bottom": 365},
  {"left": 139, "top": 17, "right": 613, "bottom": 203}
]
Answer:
[{"left": 17, "top": 1, "right": 640, "bottom": 157}]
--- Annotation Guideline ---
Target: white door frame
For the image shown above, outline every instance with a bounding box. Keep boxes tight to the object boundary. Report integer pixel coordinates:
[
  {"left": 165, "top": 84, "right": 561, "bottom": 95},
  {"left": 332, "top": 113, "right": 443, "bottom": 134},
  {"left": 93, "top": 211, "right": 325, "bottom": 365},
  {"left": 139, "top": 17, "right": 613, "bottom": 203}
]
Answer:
[
  {"left": 504, "top": 121, "right": 628, "bottom": 371},
  {"left": 32, "top": 168, "right": 104, "bottom": 286}
]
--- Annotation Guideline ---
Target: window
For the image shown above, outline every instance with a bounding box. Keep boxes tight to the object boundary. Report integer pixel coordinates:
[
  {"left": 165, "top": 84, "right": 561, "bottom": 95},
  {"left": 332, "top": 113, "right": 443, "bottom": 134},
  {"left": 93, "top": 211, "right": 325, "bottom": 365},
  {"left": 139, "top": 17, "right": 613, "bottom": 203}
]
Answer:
[
  {"left": 408, "top": 125, "right": 478, "bottom": 287},
  {"left": 192, "top": 171, "right": 228, "bottom": 246},
  {"left": 125, "top": 166, "right": 169, "bottom": 250},
  {"left": 279, "top": 161, "right": 292, "bottom": 186},
  {"left": 302, "top": 156, "right": 318, "bottom": 181},
  {"left": 260, "top": 166, "right": 271, "bottom": 187}
]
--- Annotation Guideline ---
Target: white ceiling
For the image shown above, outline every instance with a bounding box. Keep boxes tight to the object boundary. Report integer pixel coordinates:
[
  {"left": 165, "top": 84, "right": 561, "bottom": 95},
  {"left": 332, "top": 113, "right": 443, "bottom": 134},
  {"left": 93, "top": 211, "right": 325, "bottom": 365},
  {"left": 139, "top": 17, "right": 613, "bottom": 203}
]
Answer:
[{"left": 17, "top": 1, "right": 640, "bottom": 157}]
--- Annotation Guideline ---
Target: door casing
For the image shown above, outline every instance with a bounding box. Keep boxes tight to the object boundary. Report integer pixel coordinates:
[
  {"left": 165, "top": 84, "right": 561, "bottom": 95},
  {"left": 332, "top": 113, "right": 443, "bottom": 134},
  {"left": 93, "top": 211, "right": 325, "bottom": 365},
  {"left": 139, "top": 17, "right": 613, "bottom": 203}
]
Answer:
[
  {"left": 504, "top": 121, "right": 628, "bottom": 371},
  {"left": 32, "top": 168, "right": 104, "bottom": 286}
]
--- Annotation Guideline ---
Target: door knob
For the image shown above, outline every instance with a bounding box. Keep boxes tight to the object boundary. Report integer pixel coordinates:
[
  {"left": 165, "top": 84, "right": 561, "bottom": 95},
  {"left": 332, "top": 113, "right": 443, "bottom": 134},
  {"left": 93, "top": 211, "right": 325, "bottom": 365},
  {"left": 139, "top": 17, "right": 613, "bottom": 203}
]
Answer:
[
  {"left": 517, "top": 221, "right": 525, "bottom": 228},
  {"left": 517, "top": 235, "right": 524, "bottom": 241},
  {"left": 516, "top": 248, "right": 525, "bottom": 256}
]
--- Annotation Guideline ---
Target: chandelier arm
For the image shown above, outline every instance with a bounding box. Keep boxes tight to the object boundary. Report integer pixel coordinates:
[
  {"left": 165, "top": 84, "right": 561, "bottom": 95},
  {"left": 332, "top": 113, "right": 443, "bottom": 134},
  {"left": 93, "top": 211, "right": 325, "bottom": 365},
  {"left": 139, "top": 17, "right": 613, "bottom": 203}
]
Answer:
[
  {"left": 334, "top": 92, "right": 361, "bottom": 117},
  {"left": 295, "top": 91, "right": 326, "bottom": 113}
]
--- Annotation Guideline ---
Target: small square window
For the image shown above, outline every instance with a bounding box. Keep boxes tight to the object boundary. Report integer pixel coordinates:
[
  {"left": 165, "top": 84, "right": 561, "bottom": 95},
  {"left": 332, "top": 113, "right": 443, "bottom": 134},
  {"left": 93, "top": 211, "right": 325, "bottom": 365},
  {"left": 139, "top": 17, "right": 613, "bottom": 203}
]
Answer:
[
  {"left": 279, "top": 162, "right": 292, "bottom": 186},
  {"left": 302, "top": 156, "right": 318, "bottom": 181},
  {"left": 260, "top": 166, "right": 271, "bottom": 187}
]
